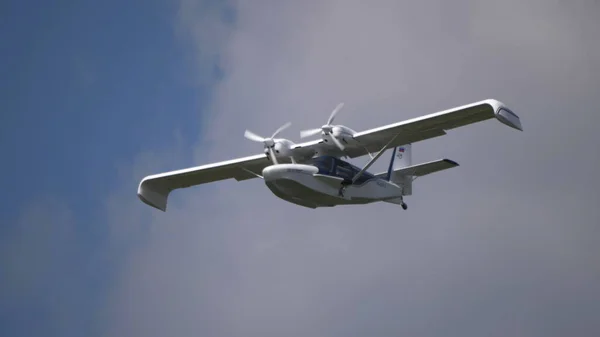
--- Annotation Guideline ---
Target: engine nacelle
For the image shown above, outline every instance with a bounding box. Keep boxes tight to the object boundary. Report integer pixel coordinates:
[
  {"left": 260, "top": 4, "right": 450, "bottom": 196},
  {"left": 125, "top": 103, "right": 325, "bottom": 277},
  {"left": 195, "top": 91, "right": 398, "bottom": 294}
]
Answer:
[
  {"left": 267, "top": 139, "right": 296, "bottom": 159},
  {"left": 322, "top": 125, "right": 358, "bottom": 146}
]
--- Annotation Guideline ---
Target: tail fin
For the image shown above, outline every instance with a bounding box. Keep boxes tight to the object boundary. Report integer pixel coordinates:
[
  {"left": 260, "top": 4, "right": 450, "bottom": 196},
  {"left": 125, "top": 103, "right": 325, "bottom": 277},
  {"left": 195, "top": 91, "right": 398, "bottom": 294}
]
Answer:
[
  {"left": 387, "top": 144, "right": 413, "bottom": 194},
  {"left": 379, "top": 144, "right": 459, "bottom": 200}
]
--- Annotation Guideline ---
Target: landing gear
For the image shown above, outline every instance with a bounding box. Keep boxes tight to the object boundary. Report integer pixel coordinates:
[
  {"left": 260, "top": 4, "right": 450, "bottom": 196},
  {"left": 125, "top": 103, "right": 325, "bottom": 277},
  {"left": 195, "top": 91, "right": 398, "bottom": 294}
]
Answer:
[
  {"left": 400, "top": 197, "right": 408, "bottom": 210},
  {"left": 338, "top": 180, "right": 351, "bottom": 197}
]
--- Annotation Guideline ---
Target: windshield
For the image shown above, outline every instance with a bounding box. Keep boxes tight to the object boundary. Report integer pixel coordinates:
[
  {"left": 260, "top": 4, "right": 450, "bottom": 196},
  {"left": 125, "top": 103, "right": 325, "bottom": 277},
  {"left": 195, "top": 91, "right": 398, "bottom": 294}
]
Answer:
[{"left": 307, "top": 156, "right": 376, "bottom": 184}]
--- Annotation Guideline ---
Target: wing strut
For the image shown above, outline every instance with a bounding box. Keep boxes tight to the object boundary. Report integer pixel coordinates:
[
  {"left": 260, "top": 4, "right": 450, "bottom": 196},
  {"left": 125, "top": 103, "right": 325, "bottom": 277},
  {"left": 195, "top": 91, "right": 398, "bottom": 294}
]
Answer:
[
  {"left": 241, "top": 167, "right": 264, "bottom": 179},
  {"left": 351, "top": 132, "right": 402, "bottom": 184}
]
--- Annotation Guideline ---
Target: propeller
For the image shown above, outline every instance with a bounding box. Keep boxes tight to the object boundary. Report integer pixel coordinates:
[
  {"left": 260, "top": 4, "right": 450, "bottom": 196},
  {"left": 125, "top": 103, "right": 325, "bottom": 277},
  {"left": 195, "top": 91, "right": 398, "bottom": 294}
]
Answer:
[
  {"left": 300, "top": 102, "right": 346, "bottom": 151},
  {"left": 244, "top": 122, "right": 292, "bottom": 164}
]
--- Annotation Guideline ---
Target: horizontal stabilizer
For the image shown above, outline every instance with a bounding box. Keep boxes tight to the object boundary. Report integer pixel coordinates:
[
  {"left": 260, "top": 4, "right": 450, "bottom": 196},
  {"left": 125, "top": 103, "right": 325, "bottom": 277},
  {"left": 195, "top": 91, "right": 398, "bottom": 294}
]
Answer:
[{"left": 375, "top": 159, "right": 459, "bottom": 179}]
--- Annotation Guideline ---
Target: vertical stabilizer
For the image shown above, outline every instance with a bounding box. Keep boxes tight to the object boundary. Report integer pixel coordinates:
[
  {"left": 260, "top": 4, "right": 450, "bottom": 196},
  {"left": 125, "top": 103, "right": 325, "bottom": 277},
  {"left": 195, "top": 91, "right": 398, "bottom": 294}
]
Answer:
[
  {"left": 390, "top": 144, "right": 413, "bottom": 195},
  {"left": 395, "top": 144, "right": 412, "bottom": 168}
]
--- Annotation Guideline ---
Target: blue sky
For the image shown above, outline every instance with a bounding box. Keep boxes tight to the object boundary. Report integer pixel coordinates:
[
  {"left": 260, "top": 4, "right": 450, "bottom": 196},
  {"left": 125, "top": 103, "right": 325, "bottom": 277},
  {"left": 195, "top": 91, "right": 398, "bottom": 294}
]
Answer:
[
  {"left": 1, "top": 0, "right": 229, "bottom": 335},
  {"left": 1, "top": 0, "right": 202, "bottom": 222}
]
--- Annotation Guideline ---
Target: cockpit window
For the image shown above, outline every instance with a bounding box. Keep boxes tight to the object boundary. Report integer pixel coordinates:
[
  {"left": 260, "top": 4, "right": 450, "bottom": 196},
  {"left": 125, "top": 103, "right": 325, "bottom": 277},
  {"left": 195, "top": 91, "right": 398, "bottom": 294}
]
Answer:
[
  {"left": 335, "top": 162, "right": 354, "bottom": 180},
  {"left": 307, "top": 156, "right": 376, "bottom": 184},
  {"left": 308, "top": 156, "right": 335, "bottom": 175}
]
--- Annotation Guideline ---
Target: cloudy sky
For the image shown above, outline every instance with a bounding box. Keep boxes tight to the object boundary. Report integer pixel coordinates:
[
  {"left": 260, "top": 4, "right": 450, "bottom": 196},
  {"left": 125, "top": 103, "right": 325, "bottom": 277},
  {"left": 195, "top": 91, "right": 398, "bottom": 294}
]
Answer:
[{"left": 2, "top": 0, "right": 600, "bottom": 336}]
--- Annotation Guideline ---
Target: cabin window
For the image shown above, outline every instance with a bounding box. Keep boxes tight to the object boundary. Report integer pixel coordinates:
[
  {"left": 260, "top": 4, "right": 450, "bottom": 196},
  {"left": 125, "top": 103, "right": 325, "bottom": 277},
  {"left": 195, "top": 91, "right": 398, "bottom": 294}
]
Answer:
[
  {"left": 310, "top": 156, "right": 334, "bottom": 175},
  {"left": 309, "top": 156, "right": 376, "bottom": 184},
  {"left": 335, "top": 162, "right": 354, "bottom": 181}
]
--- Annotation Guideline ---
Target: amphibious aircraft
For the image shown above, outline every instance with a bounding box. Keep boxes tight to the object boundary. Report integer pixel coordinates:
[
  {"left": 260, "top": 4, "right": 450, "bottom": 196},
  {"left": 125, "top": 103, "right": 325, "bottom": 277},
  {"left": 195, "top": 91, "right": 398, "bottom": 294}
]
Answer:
[{"left": 137, "top": 99, "right": 522, "bottom": 211}]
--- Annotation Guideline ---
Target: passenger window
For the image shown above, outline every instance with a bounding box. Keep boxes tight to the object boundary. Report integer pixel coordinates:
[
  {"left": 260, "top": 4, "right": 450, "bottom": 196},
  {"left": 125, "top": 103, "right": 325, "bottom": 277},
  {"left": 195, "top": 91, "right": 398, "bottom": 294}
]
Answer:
[
  {"left": 321, "top": 158, "right": 334, "bottom": 174},
  {"left": 313, "top": 157, "right": 334, "bottom": 175},
  {"left": 335, "top": 163, "right": 354, "bottom": 180}
]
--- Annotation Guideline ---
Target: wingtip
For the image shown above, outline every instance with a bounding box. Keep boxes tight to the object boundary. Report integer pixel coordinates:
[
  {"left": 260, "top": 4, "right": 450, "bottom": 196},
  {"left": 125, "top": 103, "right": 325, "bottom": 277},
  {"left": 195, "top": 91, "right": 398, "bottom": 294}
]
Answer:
[
  {"left": 486, "top": 100, "right": 523, "bottom": 132},
  {"left": 442, "top": 159, "right": 460, "bottom": 167},
  {"left": 137, "top": 192, "right": 167, "bottom": 212},
  {"left": 137, "top": 177, "right": 168, "bottom": 212}
]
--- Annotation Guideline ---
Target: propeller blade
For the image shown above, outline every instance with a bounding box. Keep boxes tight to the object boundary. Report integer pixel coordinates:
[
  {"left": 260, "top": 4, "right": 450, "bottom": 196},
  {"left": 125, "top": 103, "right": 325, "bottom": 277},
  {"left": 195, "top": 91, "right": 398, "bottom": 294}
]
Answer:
[
  {"left": 268, "top": 147, "right": 278, "bottom": 164},
  {"left": 327, "top": 102, "right": 344, "bottom": 125},
  {"left": 330, "top": 134, "right": 346, "bottom": 151},
  {"left": 271, "top": 122, "right": 292, "bottom": 138},
  {"left": 244, "top": 130, "right": 265, "bottom": 142},
  {"left": 300, "top": 128, "right": 322, "bottom": 138}
]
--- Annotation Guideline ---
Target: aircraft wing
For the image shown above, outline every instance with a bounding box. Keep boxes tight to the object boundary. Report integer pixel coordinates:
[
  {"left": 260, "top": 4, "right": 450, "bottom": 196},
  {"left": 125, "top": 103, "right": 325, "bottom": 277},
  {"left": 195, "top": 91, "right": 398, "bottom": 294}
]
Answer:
[
  {"left": 137, "top": 153, "right": 271, "bottom": 211},
  {"left": 346, "top": 99, "right": 522, "bottom": 157}
]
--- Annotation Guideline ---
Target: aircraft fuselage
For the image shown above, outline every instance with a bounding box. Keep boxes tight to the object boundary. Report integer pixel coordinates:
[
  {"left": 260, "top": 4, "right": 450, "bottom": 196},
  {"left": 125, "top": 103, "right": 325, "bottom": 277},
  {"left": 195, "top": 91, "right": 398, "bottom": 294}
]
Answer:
[{"left": 261, "top": 156, "right": 404, "bottom": 208}]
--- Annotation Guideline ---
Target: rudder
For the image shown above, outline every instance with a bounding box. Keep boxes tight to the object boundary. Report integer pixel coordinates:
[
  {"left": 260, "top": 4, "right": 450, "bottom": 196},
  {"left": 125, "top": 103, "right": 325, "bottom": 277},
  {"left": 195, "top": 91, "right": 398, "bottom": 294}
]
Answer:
[{"left": 389, "top": 144, "right": 413, "bottom": 195}]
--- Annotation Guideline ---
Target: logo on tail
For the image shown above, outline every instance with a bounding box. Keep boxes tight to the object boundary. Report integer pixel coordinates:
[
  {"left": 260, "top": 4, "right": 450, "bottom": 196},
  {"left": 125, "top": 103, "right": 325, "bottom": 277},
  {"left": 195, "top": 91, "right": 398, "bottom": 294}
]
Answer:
[{"left": 396, "top": 147, "right": 405, "bottom": 159}]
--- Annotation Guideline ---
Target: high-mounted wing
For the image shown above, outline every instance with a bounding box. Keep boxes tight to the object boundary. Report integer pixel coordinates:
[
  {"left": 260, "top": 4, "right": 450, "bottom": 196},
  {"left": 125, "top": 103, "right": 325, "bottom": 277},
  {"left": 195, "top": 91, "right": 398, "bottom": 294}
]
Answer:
[
  {"left": 137, "top": 154, "right": 271, "bottom": 211},
  {"left": 351, "top": 99, "right": 522, "bottom": 155},
  {"left": 294, "top": 99, "right": 522, "bottom": 158}
]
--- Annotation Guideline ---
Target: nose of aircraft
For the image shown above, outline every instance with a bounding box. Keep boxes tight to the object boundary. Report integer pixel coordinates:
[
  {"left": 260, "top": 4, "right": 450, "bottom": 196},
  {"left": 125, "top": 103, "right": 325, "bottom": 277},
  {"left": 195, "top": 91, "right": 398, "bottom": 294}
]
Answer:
[
  {"left": 262, "top": 164, "right": 318, "bottom": 182},
  {"left": 262, "top": 165, "right": 283, "bottom": 182}
]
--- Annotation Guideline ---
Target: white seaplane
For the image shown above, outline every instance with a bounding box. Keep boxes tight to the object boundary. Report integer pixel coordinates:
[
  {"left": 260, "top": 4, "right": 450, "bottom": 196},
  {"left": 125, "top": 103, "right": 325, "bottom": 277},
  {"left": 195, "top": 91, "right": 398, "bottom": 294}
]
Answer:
[{"left": 137, "top": 99, "right": 522, "bottom": 211}]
